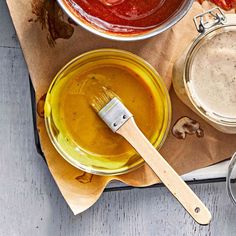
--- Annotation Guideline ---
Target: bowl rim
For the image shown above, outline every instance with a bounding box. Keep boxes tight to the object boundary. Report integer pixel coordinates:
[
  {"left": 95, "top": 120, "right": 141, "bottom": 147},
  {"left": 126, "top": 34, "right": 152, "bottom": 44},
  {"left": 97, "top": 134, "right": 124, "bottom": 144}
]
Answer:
[
  {"left": 44, "top": 49, "right": 172, "bottom": 175},
  {"left": 56, "top": 0, "right": 194, "bottom": 41}
]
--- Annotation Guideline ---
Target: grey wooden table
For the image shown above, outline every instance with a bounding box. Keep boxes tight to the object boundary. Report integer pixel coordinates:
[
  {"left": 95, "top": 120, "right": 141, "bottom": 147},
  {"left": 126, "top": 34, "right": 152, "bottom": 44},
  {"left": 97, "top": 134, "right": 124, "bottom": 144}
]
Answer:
[{"left": 1, "top": 1, "right": 236, "bottom": 235}]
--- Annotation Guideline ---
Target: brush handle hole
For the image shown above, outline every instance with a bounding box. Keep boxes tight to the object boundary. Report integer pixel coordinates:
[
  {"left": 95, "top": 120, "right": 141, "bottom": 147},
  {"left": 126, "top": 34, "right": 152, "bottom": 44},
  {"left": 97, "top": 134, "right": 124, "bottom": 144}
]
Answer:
[{"left": 195, "top": 207, "right": 200, "bottom": 213}]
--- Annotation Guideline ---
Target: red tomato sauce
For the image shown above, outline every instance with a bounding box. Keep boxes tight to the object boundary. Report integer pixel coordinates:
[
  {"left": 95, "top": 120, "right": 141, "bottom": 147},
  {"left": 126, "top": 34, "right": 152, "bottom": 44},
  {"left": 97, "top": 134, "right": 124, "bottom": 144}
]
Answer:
[
  {"left": 198, "top": 0, "right": 236, "bottom": 10},
  {"left": 210, "top": 0, "right": 236, "bottom": 10},
  {"left": 65, "top": 0, "right": 186, "bottom": 34}
]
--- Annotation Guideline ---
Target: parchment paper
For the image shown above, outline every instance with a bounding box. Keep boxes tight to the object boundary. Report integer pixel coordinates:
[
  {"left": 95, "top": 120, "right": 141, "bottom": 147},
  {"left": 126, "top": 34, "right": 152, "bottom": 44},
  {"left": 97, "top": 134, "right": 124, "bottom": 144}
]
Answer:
[{"left": 6, "top": 0, "right": 236, "bottom": 214}]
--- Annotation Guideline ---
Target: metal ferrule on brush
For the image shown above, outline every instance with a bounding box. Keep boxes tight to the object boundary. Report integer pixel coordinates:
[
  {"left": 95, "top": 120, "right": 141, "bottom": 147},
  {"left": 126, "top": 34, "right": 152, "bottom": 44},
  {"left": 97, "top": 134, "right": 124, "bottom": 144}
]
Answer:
[{"left": 98, "top": 97, "right": 133, "bottom": 132}]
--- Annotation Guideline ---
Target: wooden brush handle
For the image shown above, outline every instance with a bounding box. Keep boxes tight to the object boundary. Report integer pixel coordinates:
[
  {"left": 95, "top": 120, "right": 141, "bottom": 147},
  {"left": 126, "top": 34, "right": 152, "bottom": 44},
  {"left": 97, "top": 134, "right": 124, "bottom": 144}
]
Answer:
[{"left": 117, "top": 118, "right": 212, "bottom": 225}]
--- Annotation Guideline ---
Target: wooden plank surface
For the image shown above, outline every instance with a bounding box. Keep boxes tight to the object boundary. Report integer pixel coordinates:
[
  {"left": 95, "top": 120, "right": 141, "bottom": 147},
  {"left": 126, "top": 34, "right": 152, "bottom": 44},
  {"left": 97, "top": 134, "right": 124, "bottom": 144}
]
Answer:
[{"left": 1, "top": 0, "right": 236, "bottom": 235}]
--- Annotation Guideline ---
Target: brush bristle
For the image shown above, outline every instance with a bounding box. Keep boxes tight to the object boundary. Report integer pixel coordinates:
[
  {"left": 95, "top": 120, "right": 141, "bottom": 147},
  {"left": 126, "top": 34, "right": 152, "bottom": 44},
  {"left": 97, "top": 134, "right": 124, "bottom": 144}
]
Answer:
[{"left": 91, "top": 87, "right": 116, "bottom": 113}]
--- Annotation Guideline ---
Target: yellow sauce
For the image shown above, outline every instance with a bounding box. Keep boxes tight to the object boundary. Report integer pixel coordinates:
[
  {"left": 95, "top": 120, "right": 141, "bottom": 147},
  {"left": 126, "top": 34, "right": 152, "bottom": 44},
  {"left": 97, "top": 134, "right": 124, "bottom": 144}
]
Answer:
[
  {"left": 60, "top": 65, "right": 158, "bottom": 156},
  {"left": 45, "top": 50, "right": 170, "bottom": 174}
]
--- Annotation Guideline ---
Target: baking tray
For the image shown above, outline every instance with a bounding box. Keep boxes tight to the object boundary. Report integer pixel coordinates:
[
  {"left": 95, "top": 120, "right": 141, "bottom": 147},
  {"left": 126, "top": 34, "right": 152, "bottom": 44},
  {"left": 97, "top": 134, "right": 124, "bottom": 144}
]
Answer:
[{"left": 29, "top": 77, "right": 227, "bottom": 191}]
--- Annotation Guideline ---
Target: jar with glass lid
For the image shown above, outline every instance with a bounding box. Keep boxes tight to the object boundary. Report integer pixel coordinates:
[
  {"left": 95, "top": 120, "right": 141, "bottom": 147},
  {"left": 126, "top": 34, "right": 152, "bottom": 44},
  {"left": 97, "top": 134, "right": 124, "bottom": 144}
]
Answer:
[{"left": 173, "top": 7, "right": 236, "bottom": 134}]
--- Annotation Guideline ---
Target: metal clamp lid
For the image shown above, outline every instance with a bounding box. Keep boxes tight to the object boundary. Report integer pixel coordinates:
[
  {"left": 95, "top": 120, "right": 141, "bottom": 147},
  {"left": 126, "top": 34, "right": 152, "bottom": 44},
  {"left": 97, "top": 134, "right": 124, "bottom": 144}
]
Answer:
[{"left": 194, "top": 7, "right": 226, "bottom": 33}]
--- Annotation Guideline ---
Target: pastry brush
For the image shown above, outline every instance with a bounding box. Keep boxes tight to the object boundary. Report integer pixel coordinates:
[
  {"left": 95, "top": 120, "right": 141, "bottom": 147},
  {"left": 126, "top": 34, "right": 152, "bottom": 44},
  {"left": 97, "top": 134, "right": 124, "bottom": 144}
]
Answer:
[{"left": 91, "top": 87, "right": 212, "bottom": 225}]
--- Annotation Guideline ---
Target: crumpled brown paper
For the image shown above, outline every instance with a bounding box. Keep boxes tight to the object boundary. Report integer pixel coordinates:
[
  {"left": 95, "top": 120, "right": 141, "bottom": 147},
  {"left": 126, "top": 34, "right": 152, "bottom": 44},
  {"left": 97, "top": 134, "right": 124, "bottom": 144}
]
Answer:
[{"left": 6, "top": 0, "right": 236, "bottom": 214}]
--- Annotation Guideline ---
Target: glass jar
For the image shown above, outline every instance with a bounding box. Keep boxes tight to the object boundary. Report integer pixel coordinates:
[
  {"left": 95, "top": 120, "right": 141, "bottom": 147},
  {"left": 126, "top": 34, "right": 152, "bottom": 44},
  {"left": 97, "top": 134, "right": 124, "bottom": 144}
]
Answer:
[{"left": 173, "top": 8, "right": 236, "bottom": 134}]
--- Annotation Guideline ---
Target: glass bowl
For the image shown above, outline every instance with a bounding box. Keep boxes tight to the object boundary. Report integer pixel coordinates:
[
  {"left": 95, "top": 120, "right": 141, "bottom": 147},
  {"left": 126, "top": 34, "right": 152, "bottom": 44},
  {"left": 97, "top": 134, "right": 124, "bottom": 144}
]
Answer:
[
  {"left": 44, "top": 49, "right": 171, "bottom": 175},
  {"left": 227, "top": 153, "right": 236, "bottom": 205}
]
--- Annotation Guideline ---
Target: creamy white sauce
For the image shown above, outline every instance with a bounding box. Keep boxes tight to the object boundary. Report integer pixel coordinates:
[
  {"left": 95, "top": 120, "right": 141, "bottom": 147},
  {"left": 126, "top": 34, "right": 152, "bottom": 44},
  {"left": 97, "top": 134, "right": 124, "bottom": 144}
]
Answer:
[{"left": 190, "top": 30, "right": 236, "bottom": 119}]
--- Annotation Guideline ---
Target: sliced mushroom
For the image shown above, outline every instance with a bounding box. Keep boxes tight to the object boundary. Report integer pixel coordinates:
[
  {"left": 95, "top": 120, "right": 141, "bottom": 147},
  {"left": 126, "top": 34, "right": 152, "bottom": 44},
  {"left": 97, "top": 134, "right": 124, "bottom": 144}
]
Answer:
[{"left": 172, "top": 116, "right": 204, "bottom": 140}]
